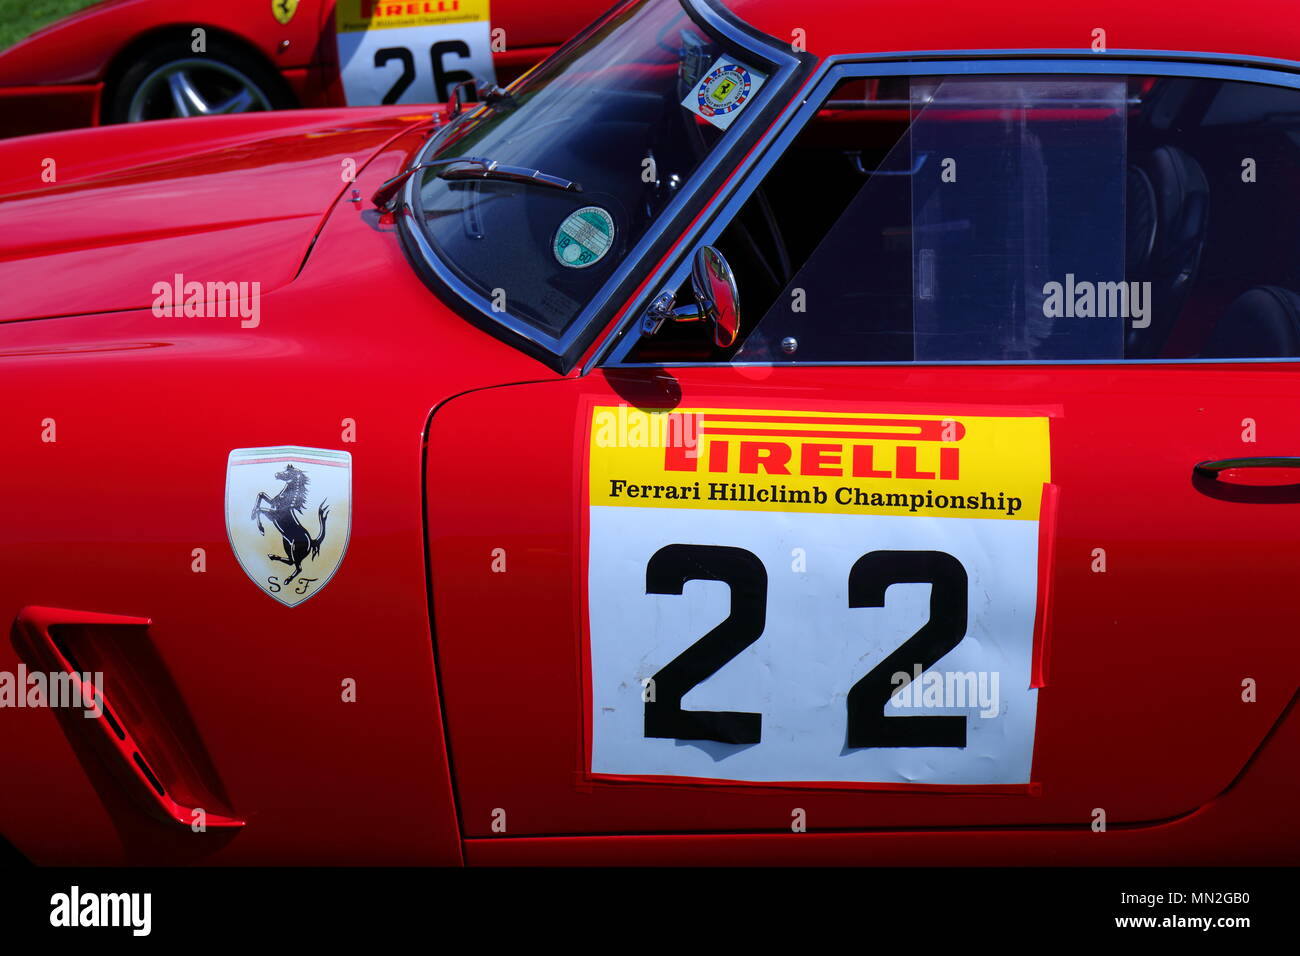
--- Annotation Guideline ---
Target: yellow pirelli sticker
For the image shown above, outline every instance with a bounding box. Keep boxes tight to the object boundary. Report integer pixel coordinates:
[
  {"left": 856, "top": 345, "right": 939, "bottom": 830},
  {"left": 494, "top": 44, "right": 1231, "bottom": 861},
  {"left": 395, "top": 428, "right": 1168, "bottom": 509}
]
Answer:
[
  {"left": 589, "top": 406, "right": 1051, "bottom": 520},
  {"left": 336, "top": 0, "right": 488, "bottom": 33}
]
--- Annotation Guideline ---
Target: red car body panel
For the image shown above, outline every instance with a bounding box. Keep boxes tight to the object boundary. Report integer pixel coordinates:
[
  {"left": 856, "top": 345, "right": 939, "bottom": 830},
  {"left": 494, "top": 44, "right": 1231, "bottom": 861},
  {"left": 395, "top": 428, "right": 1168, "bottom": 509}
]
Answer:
[
  {"left": 466, "top": 697, "right": 1298, "bottom": 864},
  {"left": 0, "top": 108, "right": 426, "bottom": 321},
  {"left": 0, "top": 114, "right": 555, "bottom": 864},
  {"left": 428, "top": 372, "right": 1297, "bottom": 840},
  {"left": 0, "top": 0, "right": 607, "bottom": 138},
  {"left": 0, "top": 0, "right": 324, "bottom": 87},
  {"left": 0, "top": 0, "right": 1296, "bottom": 865}
]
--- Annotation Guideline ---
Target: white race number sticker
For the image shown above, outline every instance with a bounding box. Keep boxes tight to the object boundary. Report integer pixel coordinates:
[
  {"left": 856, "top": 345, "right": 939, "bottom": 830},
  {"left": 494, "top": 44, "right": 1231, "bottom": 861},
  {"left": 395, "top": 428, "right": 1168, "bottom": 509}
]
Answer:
[
  {"left": 586, "top": 407, "right": 1051, "bottom": 786},
  {"left": 334, "top": 0, "right": 495, "bottom": 107}
]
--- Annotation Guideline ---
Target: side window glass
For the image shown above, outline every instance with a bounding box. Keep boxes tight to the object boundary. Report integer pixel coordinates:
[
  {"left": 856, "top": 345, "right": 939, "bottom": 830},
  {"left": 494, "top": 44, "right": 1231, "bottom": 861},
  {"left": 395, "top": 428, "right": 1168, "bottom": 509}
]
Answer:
[
  {"left": 627, "top": 71, "right": 1300, "bottom": 364},
  {"left": 737, "top": 75, "right": 1131, "bottom": 362}
]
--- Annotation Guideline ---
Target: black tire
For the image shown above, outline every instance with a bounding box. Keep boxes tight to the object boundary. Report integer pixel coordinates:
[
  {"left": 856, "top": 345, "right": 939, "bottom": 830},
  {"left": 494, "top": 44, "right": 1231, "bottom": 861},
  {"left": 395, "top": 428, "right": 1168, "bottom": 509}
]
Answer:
[{"left": 105, "top": 33, "right": 297, "bottom": 124}]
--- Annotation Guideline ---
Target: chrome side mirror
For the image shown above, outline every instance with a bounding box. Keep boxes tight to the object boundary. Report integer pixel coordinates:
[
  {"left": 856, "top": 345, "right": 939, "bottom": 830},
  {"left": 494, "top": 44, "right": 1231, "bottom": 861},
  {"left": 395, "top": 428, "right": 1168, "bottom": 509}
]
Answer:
[
  {"left": 691, "top": 245, "right": 740, "bottom": 348},
  {"left": 642, "top": 245, "right": 741, "bottom": 348}
]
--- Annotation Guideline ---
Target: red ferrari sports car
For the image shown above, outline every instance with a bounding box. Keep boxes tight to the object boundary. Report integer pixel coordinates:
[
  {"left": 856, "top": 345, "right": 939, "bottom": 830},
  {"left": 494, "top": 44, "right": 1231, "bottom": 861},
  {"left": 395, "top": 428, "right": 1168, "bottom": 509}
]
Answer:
[
  {"left": 0, "top": 0, "right": 607, "bottom": 138},
  {"left": 1, "top": 0, "right": 1297, "bottom": 866}
]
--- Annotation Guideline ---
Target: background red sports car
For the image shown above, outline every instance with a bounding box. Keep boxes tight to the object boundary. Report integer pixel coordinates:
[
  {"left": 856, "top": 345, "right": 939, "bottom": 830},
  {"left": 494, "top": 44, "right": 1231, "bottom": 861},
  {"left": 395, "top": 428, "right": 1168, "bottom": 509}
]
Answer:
[{"left": 0, "top": 0, "right": 608, "bottom": 138}]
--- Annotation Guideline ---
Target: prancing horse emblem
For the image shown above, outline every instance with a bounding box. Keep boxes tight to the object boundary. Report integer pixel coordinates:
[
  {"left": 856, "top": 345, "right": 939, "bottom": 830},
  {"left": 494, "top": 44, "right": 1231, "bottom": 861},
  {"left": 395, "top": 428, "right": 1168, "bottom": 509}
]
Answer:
[
  {"left": 272, "top": 0, "right": 300, "bottom": 26},
  {"left": 251, "top": 464, "right": 329, "bottom": 586},
  {"left": 226, "top": 446, "right": 352, "bottom": 606}
]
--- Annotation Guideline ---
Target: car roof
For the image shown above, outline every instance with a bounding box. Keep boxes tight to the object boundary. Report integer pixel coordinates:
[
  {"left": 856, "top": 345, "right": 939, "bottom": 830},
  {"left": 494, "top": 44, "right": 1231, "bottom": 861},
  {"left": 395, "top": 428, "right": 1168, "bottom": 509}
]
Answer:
[{"left": 724, "top": 0, "right": 1300, "bottom": 66}]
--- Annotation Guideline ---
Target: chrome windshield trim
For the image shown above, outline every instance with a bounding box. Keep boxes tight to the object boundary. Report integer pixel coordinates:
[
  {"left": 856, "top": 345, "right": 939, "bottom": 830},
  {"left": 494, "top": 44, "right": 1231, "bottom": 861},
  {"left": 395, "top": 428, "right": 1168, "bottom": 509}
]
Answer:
[
  {"left": 610, "top": 356, "right": 1300, "bottom": 367},
  {"left": 593, "top": 49, "right": 1300, "bottom": 372},
  {"left": 395, "top": 0, "right": 813, "bottom": 374}
]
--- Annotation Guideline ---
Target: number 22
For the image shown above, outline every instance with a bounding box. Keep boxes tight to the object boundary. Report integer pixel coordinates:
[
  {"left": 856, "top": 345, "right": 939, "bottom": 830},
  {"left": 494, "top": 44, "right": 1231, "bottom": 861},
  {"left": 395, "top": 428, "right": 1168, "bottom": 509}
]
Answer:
[{"left": 643, "top": 544, "right": 969, "bottom": 749}]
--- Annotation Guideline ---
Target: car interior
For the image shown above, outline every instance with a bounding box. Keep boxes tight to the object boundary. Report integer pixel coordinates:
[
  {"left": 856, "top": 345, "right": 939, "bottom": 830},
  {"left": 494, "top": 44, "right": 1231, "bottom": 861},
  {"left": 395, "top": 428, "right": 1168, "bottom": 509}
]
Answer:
[{"left": 629, "top": 73, "right": 1300, "bottom": 364}]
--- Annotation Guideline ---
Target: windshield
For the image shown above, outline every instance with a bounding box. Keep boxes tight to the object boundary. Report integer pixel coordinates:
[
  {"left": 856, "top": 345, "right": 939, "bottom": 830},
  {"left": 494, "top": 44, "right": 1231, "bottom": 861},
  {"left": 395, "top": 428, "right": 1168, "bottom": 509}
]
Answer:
[{"left": 407, "top": 0, "right": 780, "bottom": 339}]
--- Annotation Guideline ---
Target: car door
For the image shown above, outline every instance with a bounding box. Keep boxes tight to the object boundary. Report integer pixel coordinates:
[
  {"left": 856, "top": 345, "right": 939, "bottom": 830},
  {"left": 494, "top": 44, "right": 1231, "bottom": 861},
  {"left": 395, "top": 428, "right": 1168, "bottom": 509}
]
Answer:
[{"left": 427, "top": 61, "right": 1300, "bottom": 854}]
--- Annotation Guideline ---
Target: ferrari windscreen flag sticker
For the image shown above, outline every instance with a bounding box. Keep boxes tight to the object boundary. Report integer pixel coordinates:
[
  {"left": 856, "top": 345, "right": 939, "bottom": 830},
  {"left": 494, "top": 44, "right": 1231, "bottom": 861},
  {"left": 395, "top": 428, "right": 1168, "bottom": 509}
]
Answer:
[
  {"left": 226, "top": 447, "right": 352, "bottom": 607},
  {"left": 554, "top": 206, "right": 615, "bottom": 268},
  {"left": 586, "top": 407, "right": 1051, "bottom": 786},
  {"left": 334, "top": 0, "right": 495, "bottom": 107},
  {"left": 681, "top": 56, "right": 766, "bottom": 131}
]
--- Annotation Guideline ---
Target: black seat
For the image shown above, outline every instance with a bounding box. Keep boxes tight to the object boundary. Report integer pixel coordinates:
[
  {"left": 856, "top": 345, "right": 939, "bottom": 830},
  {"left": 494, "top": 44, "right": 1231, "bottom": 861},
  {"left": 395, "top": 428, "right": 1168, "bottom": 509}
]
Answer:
[
  {"left": 1125, "top": 145, "right": 1210, "bottom": 357},
  {"left": 1200, "top": 286, "right": 1300, "bottom": 358}
]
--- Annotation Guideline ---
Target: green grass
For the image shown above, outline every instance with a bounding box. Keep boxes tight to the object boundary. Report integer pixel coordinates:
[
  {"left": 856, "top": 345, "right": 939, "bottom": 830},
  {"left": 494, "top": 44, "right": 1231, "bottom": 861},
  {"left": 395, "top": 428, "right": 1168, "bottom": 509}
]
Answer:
[{"left": 0, "top": 0, "right": 101, "bottom": 52}]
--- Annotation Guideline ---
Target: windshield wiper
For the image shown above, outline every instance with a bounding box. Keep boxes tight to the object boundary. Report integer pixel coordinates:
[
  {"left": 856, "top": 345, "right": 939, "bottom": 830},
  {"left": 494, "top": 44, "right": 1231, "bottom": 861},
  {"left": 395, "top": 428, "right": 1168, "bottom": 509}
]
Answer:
[{"left": 372, "top": 156, "right": 582, "bottom": 211}]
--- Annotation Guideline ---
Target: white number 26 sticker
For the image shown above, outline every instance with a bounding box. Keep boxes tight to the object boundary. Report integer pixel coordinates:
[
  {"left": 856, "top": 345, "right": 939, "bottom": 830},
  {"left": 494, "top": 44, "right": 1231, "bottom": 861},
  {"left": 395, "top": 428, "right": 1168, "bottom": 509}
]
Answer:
[{"left": 334, "top": 0, "right": 496, "bottom": 106}]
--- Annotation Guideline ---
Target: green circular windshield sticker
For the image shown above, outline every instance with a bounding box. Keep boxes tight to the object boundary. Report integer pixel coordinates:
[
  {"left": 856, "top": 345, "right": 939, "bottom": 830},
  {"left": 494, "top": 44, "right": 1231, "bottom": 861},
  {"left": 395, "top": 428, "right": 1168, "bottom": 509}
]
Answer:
[{"left": 554, "top": 206, "right": 615, "bottom": 269}]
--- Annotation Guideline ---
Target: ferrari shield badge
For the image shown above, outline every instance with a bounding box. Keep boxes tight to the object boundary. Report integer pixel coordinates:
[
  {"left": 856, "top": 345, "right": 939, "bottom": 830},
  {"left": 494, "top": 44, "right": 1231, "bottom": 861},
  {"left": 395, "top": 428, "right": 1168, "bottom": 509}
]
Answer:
[
  {"left": 225, "top": 446, "right": 351, "bottom": 606},
  {"left": 272, "top": 0, "right": 300, "bottom": 25}
]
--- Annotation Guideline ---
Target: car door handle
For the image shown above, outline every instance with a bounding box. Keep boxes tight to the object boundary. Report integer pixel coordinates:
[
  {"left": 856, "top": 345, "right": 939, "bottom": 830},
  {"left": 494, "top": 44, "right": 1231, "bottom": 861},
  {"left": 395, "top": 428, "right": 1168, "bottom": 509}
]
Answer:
[
  {"left": 13, "top": 606, "right": 245, "bottom": 830},
  {"left": 1192, "top": 457, "right": 1300, "bottom": 503},
  {"left": 1193, "top": 456, "right": 1300, "bottom": 479}
]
